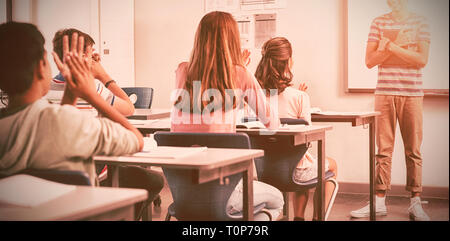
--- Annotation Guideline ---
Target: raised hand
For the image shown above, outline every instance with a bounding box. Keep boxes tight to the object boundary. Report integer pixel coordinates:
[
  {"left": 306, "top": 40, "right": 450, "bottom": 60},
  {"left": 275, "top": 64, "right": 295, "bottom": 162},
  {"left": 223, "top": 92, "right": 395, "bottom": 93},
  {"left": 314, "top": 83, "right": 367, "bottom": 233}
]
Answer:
[
  {"left": 298, "top": 83, "right": 308, "bottom": 92},
  {"left": 242, "top": 49, "right": 251, "bottom": 67},
  {"left": 53, "top": 33, "right": 96, "bottom": 100},
  {"left": 90, "top": 53, "right": 111, "bottom": 83},
  {"left": 52, "top": 34, "right": 73, "bottom": 84}
]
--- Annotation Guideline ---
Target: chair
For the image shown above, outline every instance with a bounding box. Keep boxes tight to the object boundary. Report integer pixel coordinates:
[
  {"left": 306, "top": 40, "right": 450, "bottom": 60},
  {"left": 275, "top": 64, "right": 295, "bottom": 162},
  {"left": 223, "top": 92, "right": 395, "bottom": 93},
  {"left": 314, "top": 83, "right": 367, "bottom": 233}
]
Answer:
[
  {"left": 122, "top": 87, "right": 154, "bottom": 109},
  {"left": 153, "top": 131, "right": 270, "bottom": 221},
  {"left": 250, "top": 118, "right": 339, "bottom": 221},
  {"left": 0, "top": 169, "right": 91, "bottom": 186}
]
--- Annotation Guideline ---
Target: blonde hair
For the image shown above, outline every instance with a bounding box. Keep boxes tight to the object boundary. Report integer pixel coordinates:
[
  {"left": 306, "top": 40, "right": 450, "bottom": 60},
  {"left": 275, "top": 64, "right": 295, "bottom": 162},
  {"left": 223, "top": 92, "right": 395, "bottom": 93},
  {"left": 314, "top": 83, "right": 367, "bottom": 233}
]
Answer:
[{"left": 177, "top": 11, "right": 243, "bottom": 112}]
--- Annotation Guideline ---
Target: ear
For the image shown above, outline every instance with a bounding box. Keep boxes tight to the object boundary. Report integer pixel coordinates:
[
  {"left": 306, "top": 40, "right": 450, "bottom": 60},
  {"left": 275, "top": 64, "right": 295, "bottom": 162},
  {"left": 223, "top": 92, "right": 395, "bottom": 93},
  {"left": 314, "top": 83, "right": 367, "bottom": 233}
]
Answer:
[{"left": 35, "top": 54, "right": 48, "bottom": 81}]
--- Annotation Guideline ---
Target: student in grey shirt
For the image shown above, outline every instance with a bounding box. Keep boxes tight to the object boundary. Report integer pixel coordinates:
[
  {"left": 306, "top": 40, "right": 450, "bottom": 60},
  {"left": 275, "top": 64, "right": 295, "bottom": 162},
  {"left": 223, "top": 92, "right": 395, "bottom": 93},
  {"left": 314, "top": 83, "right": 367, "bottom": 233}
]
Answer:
[{"left": 0, "top": 22, "right": 162, "bottom": 220}]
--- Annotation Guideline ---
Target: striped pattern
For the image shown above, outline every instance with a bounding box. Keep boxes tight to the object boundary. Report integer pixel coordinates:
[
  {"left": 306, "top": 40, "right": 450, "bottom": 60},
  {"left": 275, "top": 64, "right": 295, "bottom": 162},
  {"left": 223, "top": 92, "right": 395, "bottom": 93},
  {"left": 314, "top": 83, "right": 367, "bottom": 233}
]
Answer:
[
  {"left": 368, "top": 13, "right": 430, "bottom": 96},
  {"left": 50, "top": 77, "right": 115, "bottom": 110}
]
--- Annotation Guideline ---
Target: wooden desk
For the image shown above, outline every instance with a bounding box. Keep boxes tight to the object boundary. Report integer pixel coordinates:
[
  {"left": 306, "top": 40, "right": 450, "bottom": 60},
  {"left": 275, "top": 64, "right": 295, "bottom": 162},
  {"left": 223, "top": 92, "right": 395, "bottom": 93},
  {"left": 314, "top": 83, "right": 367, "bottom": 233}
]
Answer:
[
  {"left": 237, "top": 125, "right": 332, "bottom": 221},
  {"left": 130, "top": 120, "right": 332, "bottom": 221},
  {"left": 94, "top": 147, "right": 264, "bottom": 221},
  {"left": 311, "top": 111, "right": 380, "bottom": 221},
  {"left": 127, "top": 108, "right": 171, "bottom": 120},
  {"left": 0, "top": 186, "right": 147, "bottom": 221}
]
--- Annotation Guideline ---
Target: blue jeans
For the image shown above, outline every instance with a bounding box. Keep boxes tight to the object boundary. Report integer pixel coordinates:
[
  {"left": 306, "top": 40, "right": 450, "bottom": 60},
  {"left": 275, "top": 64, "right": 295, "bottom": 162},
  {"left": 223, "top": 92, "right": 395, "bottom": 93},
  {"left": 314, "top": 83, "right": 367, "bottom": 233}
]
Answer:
[{"left": 227, "top": 179, "right": 284, "bottom": 221}]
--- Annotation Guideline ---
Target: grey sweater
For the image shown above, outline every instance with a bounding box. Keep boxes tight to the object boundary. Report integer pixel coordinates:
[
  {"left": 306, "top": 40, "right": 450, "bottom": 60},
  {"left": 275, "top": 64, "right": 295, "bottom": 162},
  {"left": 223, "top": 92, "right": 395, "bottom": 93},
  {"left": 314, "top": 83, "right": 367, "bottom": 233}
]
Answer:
[{"left": 0, "top": 99, "right": 140, "bottom": 185}]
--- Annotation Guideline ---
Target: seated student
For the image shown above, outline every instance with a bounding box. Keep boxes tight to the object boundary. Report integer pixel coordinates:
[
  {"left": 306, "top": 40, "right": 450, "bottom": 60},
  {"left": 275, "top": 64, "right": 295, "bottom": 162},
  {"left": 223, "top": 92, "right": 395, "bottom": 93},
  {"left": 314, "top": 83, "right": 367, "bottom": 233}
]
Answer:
[
  {"left": 0, "top": 22, "right": 162, "bottom": 220},
  {"left": 48, "top": 28, "right": 134, "bottom": 117},
  {"left": 255, "top": 37, "right": 338, "bottom": 221},
  {"left": 53, "top": 28, "right": 164, "bottom": 214},
  {"left": 171, "top": 11, "right": 284, "bottom": 221}
]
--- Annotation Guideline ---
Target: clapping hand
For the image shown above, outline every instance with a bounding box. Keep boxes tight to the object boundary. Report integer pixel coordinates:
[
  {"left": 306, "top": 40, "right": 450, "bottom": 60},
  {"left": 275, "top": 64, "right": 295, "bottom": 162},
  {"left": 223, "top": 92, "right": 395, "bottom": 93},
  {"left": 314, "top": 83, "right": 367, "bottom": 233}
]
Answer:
[
  {"left": 298, "top": 83, "right": 308, "bottom": 92},
  {"left": 242, "top": 49, "right": 251, "bottom": 67},
  {"left": 52, "top": 33, "right": 96, "bottom": 100}
]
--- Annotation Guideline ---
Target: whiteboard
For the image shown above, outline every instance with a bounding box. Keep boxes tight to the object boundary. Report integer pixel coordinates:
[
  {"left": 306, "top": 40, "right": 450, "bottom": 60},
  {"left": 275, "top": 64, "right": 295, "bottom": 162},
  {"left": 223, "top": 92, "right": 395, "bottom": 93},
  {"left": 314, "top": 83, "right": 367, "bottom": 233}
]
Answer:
[{"left": 347, "top": 0, "right": 449, "bottom": 92}]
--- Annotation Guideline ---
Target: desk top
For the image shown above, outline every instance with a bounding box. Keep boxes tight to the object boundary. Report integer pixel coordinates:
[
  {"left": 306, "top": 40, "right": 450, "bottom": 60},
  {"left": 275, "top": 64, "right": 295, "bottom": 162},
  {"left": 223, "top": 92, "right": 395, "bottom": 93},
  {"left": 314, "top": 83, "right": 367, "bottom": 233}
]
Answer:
[
  {"left": 132, "top": 118, "right": 332, "bottom": 136},
  {"left": 237, "top": 124, "right": 332, "bottom": 136},
  {"left": 311, "top": 111, "right": 380, "bottom": 126},
  {"left": 128, "top": 108, "right": 171, "bottom": 120},
  {"left": 0, "top": 186, "right": 147, "bottom": 221},
  {"left": 95, "top": 148, "right": 264, "bottom": 170}
]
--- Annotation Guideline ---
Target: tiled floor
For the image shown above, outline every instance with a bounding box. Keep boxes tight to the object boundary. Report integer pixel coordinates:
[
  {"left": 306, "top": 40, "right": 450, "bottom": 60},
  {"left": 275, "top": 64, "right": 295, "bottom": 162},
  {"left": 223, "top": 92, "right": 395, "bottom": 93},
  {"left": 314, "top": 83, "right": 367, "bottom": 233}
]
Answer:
[{"left": 149, "top": 175, "right": 449, "bottom": 221}]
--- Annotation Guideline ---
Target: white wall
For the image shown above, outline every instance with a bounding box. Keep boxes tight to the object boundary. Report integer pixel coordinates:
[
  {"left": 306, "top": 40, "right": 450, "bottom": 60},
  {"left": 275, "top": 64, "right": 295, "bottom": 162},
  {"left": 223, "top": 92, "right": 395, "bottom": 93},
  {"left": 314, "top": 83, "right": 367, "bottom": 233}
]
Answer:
[
  {"left": 134, "top": 0, "right": 204, "bottom": 106},
  {"left": 31, "top": 0, "right": 97, "bottom": 80},
  {"left": 0, "top": 0, "right": 6, "bottom": 23},
  {"left": 134, "top": 0, "right": 449, "bottom": 188},
  {"left": 9, "top": 0, "right": 134, "bottom": 87}
]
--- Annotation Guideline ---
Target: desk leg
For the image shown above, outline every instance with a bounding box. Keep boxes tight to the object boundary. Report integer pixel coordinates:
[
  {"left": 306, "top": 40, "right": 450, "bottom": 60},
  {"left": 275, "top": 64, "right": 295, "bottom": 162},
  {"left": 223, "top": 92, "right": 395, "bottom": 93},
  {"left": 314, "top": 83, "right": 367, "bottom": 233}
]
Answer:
[
  {"left": 109, "top": 165, "right": 119, "bottom": 187},
  {"left": 317, "top": 136, "right": 325, "bottom": 221},
  {"left": 243, "top": 160, "right": 254, "bottom": 221},
  {"left": 369, "top": 121, "right": 376, "bottom": 221}
]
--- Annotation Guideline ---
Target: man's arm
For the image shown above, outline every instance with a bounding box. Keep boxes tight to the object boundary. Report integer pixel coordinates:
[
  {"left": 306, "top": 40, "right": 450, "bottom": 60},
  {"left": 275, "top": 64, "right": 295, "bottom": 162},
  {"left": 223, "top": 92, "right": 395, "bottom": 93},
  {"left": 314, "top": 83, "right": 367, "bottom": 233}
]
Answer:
[
  {"left": 387, "top": 40, "right": 430, "bottom": 68},
  {"left": 365, "top": 38, "right": 392, "bottom": 69}
]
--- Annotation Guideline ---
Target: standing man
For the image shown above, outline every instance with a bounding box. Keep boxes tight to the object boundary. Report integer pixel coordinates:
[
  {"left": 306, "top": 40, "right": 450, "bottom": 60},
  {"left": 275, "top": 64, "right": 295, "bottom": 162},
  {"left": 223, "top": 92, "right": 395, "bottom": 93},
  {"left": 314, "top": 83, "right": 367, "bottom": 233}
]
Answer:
[{"left": 350, "top": 0, "right": 431, "bottom": 221}]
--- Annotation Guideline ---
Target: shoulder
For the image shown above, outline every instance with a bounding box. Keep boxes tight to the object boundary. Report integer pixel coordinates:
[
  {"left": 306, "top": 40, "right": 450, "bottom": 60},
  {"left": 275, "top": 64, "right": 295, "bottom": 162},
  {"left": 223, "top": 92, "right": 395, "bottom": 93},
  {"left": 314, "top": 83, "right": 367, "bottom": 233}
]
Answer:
[
  {"left": 283, "top": 87, "right": 308, "bottom": 97},
  {"left": 38, "top": 101, "right": 100, "bottom": 131},
  {"left": 410, "top": 13, "right": 428, "bottom": 24},
  {"left": 176, "top": 62, "right": 189, "bottom": 74},
  {"left": 234, "top": 65, "right": 256, "bottom": 86},
  {"left": 372, "top": 13, "right": 391, "bottom": 25},
  {"left": 175, "top": 62, "right": 189, "bottom": 88}
]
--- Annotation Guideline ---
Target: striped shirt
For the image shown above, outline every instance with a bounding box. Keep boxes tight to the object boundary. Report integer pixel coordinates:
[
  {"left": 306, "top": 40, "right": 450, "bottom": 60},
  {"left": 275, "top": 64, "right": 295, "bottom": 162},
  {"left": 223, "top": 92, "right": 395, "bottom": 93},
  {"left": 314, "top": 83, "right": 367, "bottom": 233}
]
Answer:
[
  {"left": 368, "top": 13, "right": 431, "bottom": 96},
  {"left": 45, "top": 73, "right": 115, "bottom": 116}
]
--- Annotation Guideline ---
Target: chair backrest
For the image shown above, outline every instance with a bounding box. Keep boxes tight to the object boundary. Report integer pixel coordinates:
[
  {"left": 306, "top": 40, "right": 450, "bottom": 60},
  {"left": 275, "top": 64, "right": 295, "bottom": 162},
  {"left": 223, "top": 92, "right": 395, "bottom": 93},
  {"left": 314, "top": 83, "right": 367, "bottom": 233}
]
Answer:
[
  {"left": 122, "top": 87, "right": 154, "bottom": 109},
  {"left": 153, "top": 131, "right": 251, "bottom": 221},
  {"left": 250, "top": 135, "right": 309, "bottom": 192},
  {"left": 279, "top": 118, "right": 309, "bottom": 125},
  {"left": 0, "top": 169, "right": 92, "bottom": 186}
]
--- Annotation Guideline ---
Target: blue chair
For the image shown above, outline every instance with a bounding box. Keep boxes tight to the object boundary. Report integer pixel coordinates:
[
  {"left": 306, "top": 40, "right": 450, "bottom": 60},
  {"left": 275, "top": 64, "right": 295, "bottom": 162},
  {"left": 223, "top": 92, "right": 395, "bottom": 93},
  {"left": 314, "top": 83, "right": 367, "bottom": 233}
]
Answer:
[
  {"left": 122, "top": 87, "right": 154, "bottom": 109},
  {"left": 0, "top": 169, "right": 91, "bottom": 186},
  {"left": 249, "top": 118, "right": 339, "bottom": 221},
  {"left": 153, "top": 131, "right": 271, "bottom": 221}
]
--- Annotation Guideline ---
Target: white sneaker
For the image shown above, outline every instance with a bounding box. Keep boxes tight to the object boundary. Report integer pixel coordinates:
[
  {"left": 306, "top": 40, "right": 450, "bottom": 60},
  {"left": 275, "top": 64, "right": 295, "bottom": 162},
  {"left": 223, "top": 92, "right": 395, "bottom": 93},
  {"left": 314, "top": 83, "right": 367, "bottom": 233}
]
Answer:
[
  {"left": 350, "top": 202, "right": 387, "bottom": 218},
  {"left": 408, "top": 198, "right": 430, "bottom": 221}
]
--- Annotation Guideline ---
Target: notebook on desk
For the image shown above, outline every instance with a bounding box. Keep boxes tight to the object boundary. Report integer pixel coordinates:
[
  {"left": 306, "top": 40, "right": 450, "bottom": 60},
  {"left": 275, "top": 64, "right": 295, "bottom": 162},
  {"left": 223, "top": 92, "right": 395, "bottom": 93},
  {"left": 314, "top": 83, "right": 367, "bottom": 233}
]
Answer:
[{"left": 236, "top": 121, "right": 267, "bottom": 129}]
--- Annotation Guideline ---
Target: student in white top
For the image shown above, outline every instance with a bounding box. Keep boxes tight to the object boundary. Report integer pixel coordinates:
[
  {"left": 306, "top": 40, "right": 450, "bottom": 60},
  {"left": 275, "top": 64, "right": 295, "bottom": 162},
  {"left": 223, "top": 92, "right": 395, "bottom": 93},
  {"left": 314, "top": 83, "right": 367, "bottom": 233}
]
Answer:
[
  {"left": 48, "top": 28, "right": 135, "bottom": 117},
  {"left": 255, "top": 37, "right": 338, "bottom": 221}
]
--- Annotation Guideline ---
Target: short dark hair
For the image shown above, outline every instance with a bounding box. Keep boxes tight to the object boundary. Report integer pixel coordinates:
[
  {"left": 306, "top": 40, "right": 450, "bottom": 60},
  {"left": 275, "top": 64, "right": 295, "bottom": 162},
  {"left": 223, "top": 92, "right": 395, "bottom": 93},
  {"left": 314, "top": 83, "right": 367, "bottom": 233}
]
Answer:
[
  {"left": 53, "top": 28, "right": 95, "bottom": 60},
  {"left": 0, "top": 22, "right": 45, "bottom": 95}
]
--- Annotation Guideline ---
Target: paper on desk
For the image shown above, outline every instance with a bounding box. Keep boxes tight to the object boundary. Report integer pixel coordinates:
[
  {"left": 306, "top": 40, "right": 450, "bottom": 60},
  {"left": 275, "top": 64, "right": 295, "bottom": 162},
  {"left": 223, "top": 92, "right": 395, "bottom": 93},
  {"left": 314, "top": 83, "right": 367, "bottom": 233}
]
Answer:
[
  {"left": 278, "top": 124, "right": 306, "bottom": 130},
  {"left": 132, "top": 146, "right": 208, "bottom": 159},
  {"left": 0, "top": 174, "right": 76, "bottom": 208},
  {"left": 128, "top": 119, "right": 159, "bottom": 125}
]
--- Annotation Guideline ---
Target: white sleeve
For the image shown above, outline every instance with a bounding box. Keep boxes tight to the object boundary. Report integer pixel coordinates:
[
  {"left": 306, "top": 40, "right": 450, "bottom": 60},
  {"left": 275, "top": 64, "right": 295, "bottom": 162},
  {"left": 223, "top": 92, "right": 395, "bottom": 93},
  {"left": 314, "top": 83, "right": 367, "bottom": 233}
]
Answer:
[{"left": 96, "top": 80, "right": 115, "bottom": 106}]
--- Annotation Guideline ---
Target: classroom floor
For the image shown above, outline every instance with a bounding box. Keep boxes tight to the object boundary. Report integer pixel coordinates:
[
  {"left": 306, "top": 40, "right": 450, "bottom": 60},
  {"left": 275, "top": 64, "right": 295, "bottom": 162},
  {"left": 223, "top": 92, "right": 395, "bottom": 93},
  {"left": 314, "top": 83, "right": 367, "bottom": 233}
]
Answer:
[{"left": 149, "top": 174, "right": 449, "bottom": 221}]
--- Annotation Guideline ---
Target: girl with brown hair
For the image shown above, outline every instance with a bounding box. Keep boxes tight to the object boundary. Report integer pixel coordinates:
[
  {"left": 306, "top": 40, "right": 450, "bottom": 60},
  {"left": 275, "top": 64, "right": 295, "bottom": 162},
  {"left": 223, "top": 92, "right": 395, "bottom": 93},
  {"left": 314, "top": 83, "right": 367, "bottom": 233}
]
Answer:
[
  {"left": 255, "top": 37, "right": 338, "bottom": 221},
  {"left": 170, "top": 11, "right": 284, "bottom": 221}
]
